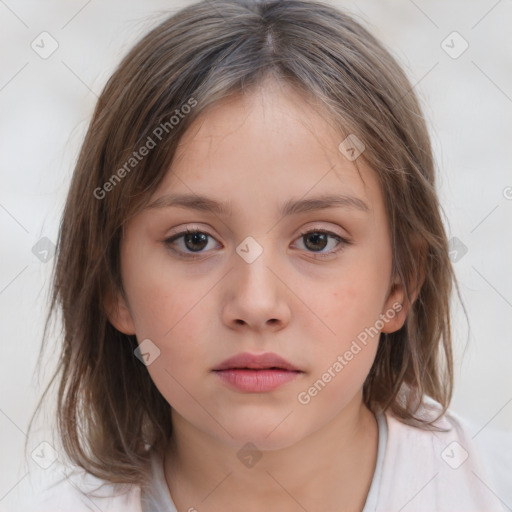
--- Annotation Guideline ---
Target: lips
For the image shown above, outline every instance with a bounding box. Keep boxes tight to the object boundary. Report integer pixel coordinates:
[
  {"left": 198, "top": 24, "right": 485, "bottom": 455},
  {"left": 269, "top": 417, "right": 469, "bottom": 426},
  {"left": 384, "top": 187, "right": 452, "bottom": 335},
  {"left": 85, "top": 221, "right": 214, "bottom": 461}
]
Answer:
[
  {"left": 213, "top": 352, "right": 301, "bottom": 372},
  {"left": 212, "top": 352, "right": 303, "bottom": 392}
]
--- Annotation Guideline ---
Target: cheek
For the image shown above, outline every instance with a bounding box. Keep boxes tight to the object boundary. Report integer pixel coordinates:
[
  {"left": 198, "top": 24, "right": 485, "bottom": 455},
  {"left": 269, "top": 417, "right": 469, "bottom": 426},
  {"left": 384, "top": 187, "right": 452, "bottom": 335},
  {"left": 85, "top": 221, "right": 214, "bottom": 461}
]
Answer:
[
  {"left": 120, "top": 237, "right": 203, "bottom": 338},
  {"left": 121, "top": 249, "right": 213, "bottom": 365},
  {"left": 305, "top": 255, "right": 389, "bottom": 383},
  {"left": 319, "top": 268, "right": 387, "bottom": 337},
  {"left": 129, "top": 284, "right": 207, "bottom": 350},
  {"left": 298, "top": 287, "right": 381, "bottom": 411},
  {"left": 136, "top": 300, "right": 217, "bottom": 429},
  {"left": 131, "top": 293, "right": 209, "bottom": 412}
]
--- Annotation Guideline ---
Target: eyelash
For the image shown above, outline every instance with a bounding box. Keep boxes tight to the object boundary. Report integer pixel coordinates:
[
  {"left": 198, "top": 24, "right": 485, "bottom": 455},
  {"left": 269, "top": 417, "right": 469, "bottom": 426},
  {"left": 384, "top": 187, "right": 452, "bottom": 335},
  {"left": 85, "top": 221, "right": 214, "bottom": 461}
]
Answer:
[{"left": 163, "top": 227, "right": 351, "bottom": 260}]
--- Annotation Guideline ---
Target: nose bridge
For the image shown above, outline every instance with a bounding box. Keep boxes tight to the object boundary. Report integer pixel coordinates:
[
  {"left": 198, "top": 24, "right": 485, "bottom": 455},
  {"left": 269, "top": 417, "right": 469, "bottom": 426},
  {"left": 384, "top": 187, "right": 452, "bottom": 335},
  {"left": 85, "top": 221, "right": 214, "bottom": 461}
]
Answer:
[
  {"left": 221, "top": 233, "right": 290, "bottom": 329},
  {"left": 234, "top": 234, "right": 276, "bottom": 293}
]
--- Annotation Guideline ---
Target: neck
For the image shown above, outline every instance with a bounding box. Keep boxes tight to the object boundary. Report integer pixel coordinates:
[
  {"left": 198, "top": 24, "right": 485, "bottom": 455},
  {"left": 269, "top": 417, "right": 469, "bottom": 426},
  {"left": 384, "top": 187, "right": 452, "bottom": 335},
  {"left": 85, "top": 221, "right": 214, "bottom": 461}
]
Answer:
[{"left": 164, "top": 398, "right": 379, "bottom": 512}]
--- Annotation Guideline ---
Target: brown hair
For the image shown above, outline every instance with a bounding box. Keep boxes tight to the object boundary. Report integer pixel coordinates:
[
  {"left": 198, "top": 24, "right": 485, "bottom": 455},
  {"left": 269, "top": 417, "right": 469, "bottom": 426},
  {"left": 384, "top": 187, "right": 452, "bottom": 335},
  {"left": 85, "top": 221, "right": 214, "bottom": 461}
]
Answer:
[{"left": 28, "top": 0, "right": 464, "bottom": 489}]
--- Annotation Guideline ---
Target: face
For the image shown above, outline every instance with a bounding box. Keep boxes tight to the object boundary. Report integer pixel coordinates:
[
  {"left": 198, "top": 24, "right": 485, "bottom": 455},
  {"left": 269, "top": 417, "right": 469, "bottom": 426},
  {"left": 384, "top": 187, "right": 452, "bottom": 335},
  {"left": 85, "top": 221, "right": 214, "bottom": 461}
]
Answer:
[{"left": 109, "top": 79, "right": 408, "bottom": 450}]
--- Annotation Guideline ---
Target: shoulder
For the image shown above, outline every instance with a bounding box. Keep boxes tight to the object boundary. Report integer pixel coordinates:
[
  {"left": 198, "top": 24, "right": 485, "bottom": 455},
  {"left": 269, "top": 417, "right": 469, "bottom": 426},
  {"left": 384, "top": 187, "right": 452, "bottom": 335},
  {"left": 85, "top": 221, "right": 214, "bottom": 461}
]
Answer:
[
  {"left": 376, "top": 397, "right": 512, "bottom": 512},
  {"left": 14, "top": 458, "right": 142, "bottom": 512}
]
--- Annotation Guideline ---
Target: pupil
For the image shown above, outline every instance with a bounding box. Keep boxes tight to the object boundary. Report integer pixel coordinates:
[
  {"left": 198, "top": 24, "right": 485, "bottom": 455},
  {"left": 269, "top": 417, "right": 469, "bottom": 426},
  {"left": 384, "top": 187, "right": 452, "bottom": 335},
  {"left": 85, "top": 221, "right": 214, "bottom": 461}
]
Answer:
[
  {"left": 305, "top": 233, "right": 327, "bottom": 251},
  {"left": 185, "top": 232, "right": 208, "bottom": 252}
]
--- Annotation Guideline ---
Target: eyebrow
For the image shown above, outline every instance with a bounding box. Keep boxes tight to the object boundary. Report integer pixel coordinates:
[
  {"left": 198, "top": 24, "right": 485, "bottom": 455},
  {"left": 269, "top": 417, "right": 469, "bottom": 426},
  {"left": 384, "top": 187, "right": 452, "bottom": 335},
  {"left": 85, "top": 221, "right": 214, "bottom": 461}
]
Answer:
[{"left": 146, "top": 192, "right": 370, "bottom": 216}]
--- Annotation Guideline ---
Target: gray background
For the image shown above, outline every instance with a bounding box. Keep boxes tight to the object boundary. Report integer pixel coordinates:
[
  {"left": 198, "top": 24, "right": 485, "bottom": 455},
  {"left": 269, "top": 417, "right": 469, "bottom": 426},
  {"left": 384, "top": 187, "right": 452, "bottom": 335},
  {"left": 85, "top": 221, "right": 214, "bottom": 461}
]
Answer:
[{"left": 1, "top": 0, "right": 511, "bottom": 508}]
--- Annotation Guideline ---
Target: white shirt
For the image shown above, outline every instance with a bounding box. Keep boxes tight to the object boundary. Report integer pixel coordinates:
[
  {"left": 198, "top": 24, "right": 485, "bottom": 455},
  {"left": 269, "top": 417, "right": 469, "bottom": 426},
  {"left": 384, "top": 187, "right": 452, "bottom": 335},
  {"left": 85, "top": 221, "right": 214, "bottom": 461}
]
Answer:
[{"left": 15, "top": 400, "right": 512, "bottom": 511}]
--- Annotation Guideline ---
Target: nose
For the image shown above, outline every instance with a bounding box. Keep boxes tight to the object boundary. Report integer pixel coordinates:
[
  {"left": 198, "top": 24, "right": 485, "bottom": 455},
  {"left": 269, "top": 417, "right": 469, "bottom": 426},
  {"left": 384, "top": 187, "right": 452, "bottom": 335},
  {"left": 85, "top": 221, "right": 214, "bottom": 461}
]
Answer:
[{"left": 220, "top": 247, "right": 291, "bottom": 333}]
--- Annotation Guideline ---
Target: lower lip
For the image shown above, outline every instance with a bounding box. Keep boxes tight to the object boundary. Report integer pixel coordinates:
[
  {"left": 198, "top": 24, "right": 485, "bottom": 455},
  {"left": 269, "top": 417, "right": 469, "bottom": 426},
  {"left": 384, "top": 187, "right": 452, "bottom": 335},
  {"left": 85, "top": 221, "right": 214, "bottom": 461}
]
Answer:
[{"left": 213, "top": 369, "right": 302, "bottom": 392}]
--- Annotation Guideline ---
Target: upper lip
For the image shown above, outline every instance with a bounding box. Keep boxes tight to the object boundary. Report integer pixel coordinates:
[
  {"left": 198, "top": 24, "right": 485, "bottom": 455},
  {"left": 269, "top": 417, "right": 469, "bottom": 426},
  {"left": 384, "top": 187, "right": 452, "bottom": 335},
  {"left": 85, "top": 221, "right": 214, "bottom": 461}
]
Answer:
[{"left": 213, "top": 352, "right": 301, "bottom": 372}]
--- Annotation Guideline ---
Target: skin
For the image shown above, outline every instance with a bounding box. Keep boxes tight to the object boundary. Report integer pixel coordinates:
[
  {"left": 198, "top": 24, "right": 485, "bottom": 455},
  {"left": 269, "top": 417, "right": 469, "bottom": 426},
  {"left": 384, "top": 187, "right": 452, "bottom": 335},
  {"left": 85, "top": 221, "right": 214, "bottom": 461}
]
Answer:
[{"left": 108, "top": 78, "right": 414, "bottom": 512}]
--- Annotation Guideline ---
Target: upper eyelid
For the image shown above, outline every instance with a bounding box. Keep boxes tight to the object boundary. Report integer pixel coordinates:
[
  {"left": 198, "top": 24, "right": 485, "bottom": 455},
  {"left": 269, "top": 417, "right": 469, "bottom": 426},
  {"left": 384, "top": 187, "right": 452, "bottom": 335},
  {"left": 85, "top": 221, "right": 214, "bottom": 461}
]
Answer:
[
  {"left": 165, "top": 225, "right": 347, "bottom": 241},
  {"left": 166, "top": 219, "right": 349, "bottom": 237}
]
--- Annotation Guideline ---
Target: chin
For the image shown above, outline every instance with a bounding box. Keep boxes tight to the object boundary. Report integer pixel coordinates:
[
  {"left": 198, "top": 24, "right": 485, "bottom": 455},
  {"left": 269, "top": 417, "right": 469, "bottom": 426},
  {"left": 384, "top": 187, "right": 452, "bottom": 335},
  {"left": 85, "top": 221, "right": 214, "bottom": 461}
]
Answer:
[{"left": 213, "top": 416, "right": 307, "bottom": 451}]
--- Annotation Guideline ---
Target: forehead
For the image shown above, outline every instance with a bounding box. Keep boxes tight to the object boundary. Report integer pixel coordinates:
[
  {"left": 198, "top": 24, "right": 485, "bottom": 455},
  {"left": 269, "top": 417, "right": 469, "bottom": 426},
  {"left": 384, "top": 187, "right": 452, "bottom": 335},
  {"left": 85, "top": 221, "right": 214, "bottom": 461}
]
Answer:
[{"left": 149, "top": 80, "right": 384, "bottom": 220}]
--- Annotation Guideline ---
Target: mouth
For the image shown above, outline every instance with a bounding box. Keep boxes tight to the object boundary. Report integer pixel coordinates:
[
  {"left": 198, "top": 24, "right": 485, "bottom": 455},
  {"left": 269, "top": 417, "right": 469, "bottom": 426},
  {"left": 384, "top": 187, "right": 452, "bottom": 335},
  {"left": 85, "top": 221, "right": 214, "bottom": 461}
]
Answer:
[
  {"left": 212, "top": 352, "right": 303, "bottom": 392},
  {"left": 212, "top": 352, "right": 301, "bottom": 372}
]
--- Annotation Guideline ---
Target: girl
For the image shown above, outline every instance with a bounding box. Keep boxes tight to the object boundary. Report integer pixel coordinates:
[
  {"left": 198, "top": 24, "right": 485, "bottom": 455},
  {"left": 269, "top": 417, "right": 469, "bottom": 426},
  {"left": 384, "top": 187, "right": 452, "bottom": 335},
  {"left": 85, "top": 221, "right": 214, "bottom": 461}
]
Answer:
[{"left": 23, "top": 0, "right": 511, "bottom": 511}]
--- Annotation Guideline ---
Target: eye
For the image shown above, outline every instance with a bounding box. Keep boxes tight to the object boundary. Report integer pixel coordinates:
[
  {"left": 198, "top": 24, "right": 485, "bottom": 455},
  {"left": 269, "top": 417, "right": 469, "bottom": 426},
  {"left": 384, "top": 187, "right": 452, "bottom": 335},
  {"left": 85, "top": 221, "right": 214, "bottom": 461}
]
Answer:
[
  {"left": 164, "top": 228, "right": 220, "bottom": 259},
  {"left": 293, "top": 229, "right": 350, "bottom": 258},
  {"left": 163, "top": 227, "right": 350, "bottom": 260}
]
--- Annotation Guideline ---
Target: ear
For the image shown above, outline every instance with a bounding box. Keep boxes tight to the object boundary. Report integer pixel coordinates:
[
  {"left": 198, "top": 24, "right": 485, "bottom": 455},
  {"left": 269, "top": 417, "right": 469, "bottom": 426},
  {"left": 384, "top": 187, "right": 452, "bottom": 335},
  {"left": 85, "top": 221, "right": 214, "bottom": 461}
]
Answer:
[
  {"left": 381, "top": 238, "right": 427, "bottom": 334},
  {"left": 104, "top": 288, "right": 136, "bottom": 335}
]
